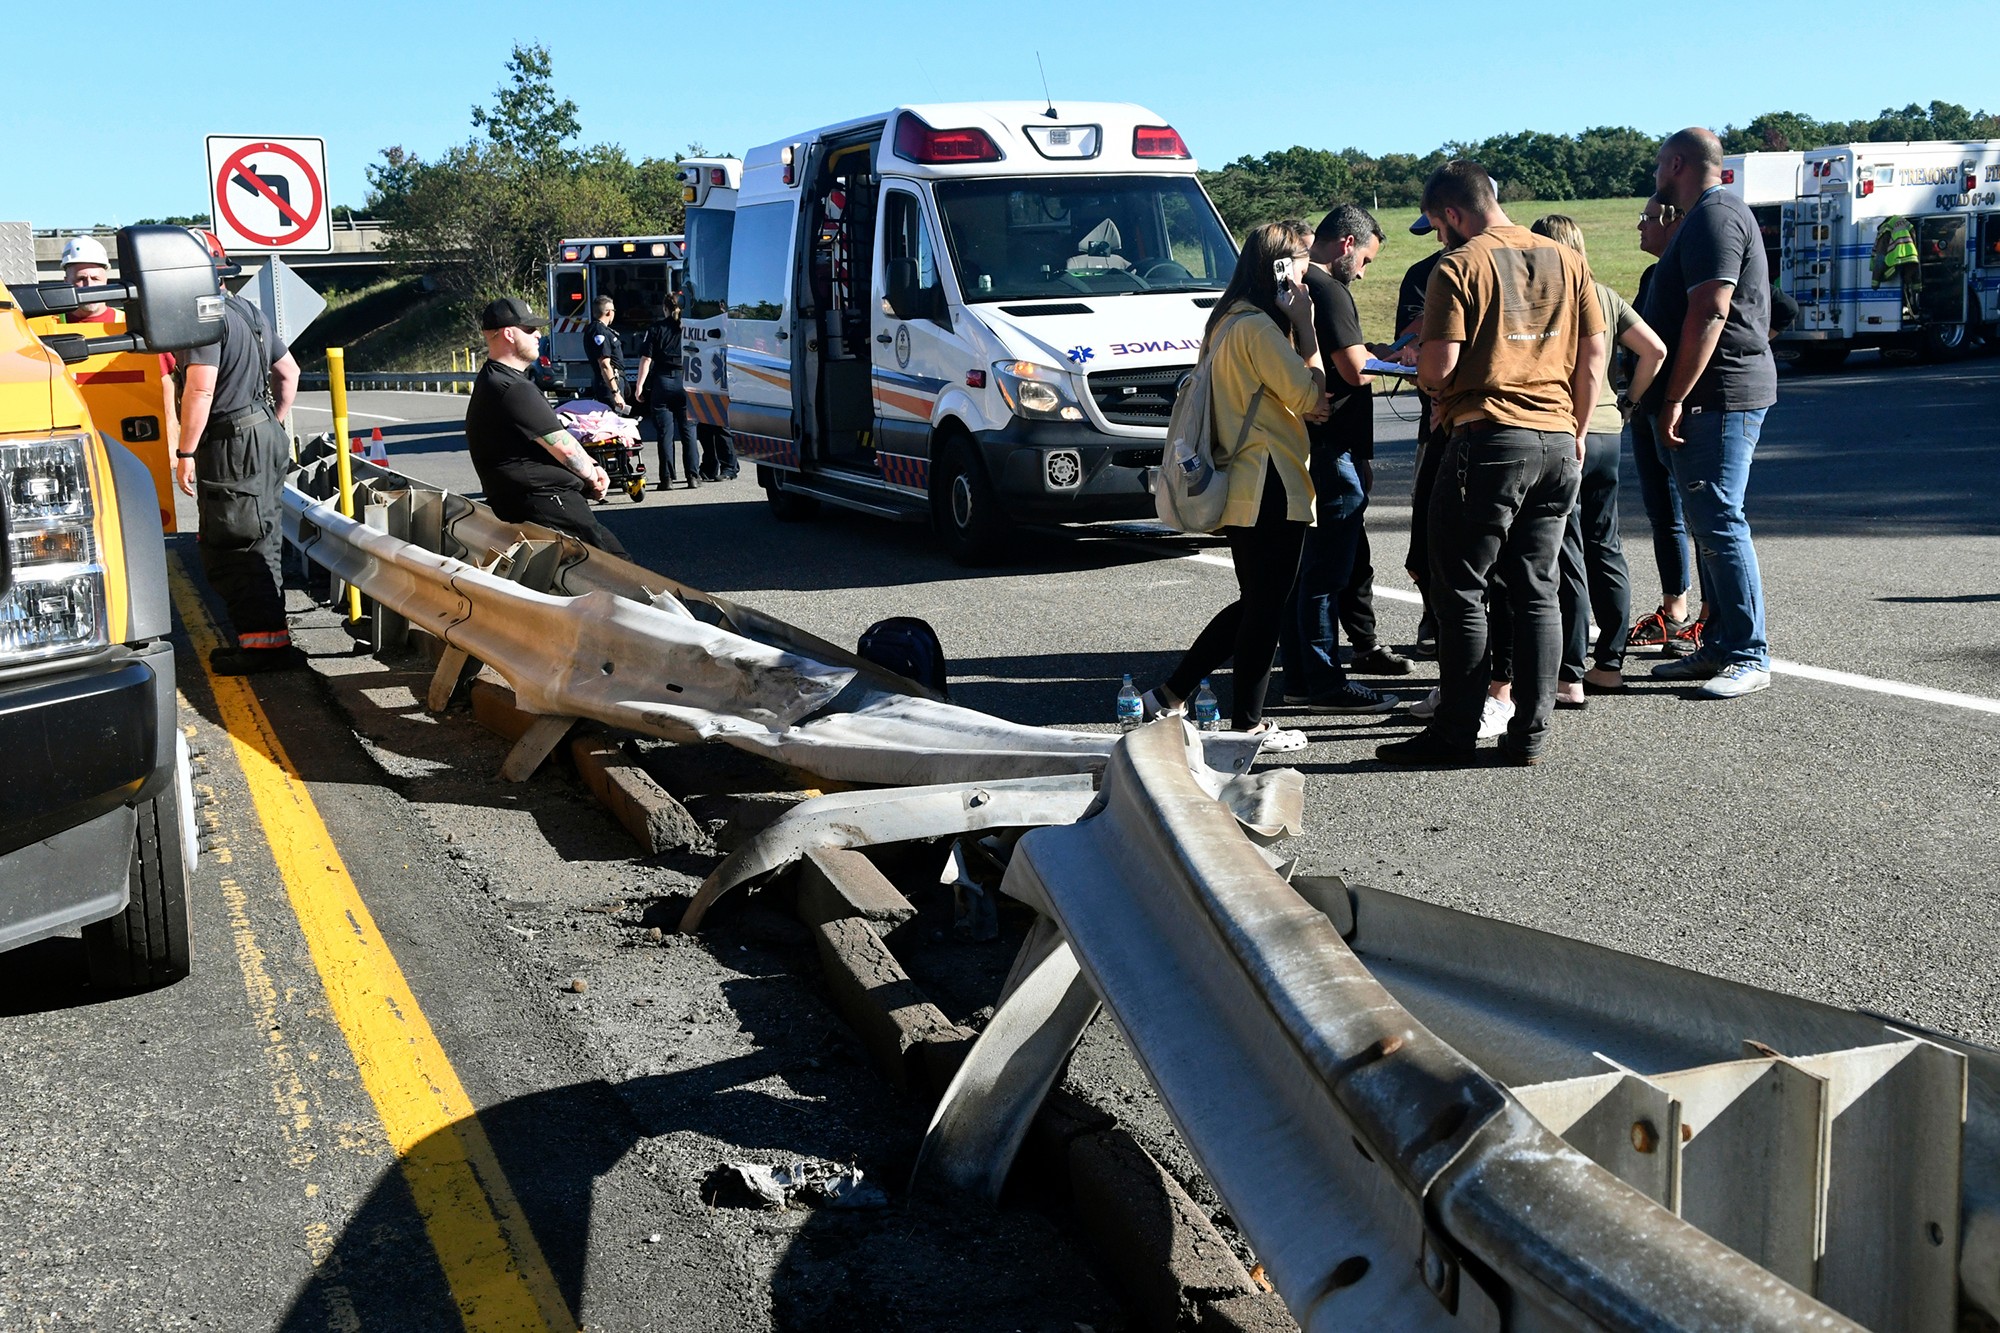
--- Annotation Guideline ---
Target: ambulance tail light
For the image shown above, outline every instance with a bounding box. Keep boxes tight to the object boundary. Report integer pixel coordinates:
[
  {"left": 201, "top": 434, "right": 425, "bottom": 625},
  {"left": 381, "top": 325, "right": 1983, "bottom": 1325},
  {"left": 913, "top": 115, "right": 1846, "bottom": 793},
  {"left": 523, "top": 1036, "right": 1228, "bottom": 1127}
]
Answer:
[
  {"left": 1721, "top": 168, "right": 1735, "bottom": 185},
  {"left": 562, "top": 246, "right": 581, "bottom": 261},
  {"left": 782, "top": 144, "right": 796, "bottom": 186},
  {"left": 709, "top": 168, "right": 726, "bottom": 186},
  {"left": 1859, "top": 178, "right": 1874, "bottom": 198},
  {"left": 1133, "top": 126, "right": 1190, "bottom": 159},
  {"left": 893, "top": 114, "right": 1003, "bottom": 165}
]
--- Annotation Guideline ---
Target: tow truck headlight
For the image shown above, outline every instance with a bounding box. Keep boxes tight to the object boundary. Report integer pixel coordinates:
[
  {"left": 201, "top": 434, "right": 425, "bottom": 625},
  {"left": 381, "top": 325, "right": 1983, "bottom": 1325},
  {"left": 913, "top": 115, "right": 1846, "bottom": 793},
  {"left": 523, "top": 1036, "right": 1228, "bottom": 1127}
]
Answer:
[
  {"left": 992, "top": 361, "right": 1085, "bottom": 422},
  {"left": 0, "top": 434, "right": 107, "bottom": 664}
]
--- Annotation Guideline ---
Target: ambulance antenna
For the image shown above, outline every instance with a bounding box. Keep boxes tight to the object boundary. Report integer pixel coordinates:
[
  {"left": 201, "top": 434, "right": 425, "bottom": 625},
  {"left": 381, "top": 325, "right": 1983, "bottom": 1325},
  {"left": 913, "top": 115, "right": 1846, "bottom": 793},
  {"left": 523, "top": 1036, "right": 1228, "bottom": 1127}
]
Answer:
[{"left": 1036, "top": 52, "right": 1058, "bottom": 119}]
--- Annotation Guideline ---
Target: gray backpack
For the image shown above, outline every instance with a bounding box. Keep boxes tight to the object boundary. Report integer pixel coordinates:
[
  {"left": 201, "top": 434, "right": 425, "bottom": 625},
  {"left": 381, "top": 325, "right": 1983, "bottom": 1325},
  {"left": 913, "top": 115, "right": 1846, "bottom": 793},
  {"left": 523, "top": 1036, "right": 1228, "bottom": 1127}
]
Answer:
[{"left": 1154, "top": 310, "right": 1264, "bottom": 534}]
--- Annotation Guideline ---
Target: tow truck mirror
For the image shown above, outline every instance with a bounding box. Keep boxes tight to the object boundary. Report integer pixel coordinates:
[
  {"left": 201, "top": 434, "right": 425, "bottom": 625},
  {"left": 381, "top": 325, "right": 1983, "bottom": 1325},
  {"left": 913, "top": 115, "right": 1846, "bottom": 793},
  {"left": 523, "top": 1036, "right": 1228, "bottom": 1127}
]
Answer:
[
  {"left": 6, "top": 226, "right": 224, "bottom": 363},
  {"left": 116, "top": 226, "right": 225, "bottom": 353}
]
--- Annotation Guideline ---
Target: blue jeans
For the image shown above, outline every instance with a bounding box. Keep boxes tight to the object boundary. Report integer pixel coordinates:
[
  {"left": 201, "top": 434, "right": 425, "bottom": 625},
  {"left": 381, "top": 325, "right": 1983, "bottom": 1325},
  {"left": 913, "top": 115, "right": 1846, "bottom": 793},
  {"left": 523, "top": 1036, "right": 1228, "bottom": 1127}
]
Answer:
[
  {"left": 1660, "top": 406, "right": 1768, "bottom": 668},
  {"left": 1280, "top": 451, "right": 1368, "bottom": 699}
]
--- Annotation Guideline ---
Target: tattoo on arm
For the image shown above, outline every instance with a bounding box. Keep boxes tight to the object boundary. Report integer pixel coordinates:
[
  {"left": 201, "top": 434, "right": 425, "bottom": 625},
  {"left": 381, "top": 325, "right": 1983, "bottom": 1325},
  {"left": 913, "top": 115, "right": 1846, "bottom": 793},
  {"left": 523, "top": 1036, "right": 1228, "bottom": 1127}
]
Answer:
[{"left": 537, "top": 429, "right": 598, "bottom": 478}]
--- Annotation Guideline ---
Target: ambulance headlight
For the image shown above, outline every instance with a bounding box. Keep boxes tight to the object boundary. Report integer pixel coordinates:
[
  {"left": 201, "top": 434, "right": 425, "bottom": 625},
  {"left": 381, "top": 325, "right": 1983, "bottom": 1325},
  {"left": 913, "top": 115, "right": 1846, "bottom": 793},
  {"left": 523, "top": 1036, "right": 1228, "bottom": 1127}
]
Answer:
[
  {"left": 992, "top": 361, "right": 1085, "bottom": 422},
  {"left": 0, "top": 433, "right": 107, "bottom": 664}
]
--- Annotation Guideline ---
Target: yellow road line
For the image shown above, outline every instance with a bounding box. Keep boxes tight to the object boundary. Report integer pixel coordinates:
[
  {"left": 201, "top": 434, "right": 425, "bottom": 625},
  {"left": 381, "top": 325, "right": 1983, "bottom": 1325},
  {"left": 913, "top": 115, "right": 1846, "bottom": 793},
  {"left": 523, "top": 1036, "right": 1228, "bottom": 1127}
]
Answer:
[{"left": 170, "top": 556, "right": 577, "bottom": 1333}]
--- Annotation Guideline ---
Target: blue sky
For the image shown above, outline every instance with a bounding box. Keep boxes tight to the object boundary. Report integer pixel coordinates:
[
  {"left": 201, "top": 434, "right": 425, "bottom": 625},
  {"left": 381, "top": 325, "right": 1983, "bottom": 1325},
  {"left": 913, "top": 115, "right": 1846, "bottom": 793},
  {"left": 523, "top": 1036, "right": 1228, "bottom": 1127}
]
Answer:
[{"left": 10, "top": 0, "right": 1997, "bottom": 228}]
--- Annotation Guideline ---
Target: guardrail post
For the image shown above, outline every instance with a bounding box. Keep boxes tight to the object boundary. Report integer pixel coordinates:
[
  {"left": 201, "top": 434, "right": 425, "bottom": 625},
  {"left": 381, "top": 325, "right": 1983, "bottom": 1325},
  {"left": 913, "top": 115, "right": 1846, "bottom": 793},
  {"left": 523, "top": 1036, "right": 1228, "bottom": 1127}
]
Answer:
[{"left": 326, "top": 346, "right": 362, "bottom": 623}]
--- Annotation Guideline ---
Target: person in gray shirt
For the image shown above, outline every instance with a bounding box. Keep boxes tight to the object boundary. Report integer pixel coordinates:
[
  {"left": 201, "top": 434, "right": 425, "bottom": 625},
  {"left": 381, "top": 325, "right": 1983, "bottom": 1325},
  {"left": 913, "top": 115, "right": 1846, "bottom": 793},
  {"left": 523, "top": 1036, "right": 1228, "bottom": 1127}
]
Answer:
[
  {"left": 1641, "top": 128, "right": 1777, "bottom": 700},
  {"left": 172, "top": 230, "right": 303, "bottom": 675}
]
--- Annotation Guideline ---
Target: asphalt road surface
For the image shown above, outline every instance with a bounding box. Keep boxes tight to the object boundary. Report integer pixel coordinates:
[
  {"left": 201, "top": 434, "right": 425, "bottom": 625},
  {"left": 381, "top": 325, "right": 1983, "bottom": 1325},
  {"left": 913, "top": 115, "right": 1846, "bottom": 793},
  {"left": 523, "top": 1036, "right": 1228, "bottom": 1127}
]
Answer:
[{"left": 2, "top": 351, "right": 1994, "bottom": 1331}]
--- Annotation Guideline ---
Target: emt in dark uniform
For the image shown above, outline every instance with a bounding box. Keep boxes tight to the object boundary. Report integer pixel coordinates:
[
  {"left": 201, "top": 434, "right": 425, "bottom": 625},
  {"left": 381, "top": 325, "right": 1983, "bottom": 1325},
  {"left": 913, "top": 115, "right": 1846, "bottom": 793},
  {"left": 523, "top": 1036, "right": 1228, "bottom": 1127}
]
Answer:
[
  {"left": 634, "top": 296, "right": 698, "bottom": 489},
  {"left": 584, "top": 295, "right": 628, "bottom": 411},
  {"left": 172, "top": 230, "right": 303, "bottom": 675},
  {"left": 465, "top": 298, "right": 630, "bottom": 558}
]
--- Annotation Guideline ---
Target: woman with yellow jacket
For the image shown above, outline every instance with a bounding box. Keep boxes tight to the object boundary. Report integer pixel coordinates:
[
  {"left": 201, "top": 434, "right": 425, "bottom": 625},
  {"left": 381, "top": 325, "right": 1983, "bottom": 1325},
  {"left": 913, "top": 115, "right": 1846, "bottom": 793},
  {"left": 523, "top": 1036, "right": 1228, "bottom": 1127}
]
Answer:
[{"left": 1146, "top": 220, "right": 1326, "bottom": 750}]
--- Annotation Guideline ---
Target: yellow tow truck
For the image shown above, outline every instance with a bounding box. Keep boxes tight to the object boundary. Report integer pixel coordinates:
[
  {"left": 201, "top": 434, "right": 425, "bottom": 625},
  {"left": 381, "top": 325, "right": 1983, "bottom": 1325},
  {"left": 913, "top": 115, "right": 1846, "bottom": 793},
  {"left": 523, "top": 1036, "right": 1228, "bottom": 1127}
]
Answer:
[{"left": 1, "top": 226, "right": 224, "bottom": 987}]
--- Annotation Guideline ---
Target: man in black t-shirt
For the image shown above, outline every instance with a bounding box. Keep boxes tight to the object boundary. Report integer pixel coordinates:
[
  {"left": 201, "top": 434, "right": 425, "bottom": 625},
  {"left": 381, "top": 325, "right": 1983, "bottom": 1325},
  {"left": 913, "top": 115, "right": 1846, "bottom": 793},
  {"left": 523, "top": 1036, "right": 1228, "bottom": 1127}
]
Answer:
[
  {"left": 1641, "top": 127, "right": 1776, "bottom": 700},
  {"left": 466, "top": 298, "right": 630, "bottom": 557},
  {"left": 1278, "top": 205, "right": 1397, "bottom": 714},
  {"left": 174, "top": 231, "right": 305, "bottom": 674}
]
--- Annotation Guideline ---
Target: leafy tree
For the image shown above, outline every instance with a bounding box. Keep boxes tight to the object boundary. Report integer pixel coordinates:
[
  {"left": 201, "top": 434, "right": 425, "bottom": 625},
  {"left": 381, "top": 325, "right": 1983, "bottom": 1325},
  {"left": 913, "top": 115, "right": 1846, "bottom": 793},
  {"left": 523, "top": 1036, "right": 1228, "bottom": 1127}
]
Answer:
[{"left": 367, "top": 44, "right": 688, "bottom": 302}]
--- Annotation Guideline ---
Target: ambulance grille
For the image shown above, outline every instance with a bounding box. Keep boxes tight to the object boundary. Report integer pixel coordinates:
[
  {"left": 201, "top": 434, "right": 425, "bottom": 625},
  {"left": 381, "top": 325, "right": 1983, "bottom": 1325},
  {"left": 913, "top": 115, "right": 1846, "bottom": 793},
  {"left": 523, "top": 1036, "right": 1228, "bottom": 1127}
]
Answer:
[{"left": 1088, "top": 365, "right": 1194, "bottom": 427}]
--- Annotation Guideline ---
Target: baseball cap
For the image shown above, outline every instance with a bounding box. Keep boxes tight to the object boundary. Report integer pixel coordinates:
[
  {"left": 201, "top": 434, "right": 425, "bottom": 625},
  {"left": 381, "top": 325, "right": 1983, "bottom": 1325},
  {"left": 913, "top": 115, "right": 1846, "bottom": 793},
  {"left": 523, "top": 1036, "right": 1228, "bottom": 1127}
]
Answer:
[
  {"left": 480, "top": 297, "right": 547, "bottom": 330},
  {"left": 1409, "top": 214, "right": 1434, "bottom": 236}
]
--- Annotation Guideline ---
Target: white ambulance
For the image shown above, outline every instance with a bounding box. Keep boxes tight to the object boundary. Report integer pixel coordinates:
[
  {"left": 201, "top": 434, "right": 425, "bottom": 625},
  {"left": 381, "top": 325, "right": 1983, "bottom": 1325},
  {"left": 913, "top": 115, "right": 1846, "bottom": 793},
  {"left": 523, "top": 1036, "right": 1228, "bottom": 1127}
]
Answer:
[
  {"left": 1721, "top": 151, "right": 1804, "bottom": 282},
  {"left": 1781, "top": 139, "right": 2000, "bottom": 365},
  {"left": 676, "top": 157, "right": 743, "bottom": 461},
  {"left": 545, "top": 233, "right": 686, "bottom": 393},
  {"left": 722, "top": 102, "right": 1237, "bottom": 562}
]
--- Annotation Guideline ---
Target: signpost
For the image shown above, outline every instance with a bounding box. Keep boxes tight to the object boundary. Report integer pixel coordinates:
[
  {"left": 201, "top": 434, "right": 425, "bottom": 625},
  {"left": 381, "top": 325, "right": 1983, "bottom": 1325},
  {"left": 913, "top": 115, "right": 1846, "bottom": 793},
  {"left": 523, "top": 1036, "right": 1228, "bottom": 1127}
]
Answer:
[
  {"left": 238, "top": 257, "right": 328, "bottom": 349},
  {"left": 205, "top": 135, "right": 332, "bottom": 254}
]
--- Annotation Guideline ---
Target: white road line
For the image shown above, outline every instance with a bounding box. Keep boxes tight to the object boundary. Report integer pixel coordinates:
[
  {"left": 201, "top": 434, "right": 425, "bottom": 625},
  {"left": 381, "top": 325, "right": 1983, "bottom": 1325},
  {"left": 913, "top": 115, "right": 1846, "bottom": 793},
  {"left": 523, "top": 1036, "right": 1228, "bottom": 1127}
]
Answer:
[
  {"left": 291, "top": 404, "right": 408, "bottom": 423},
  {"left": 1178, "top": 549, "right": 2000, "bottom": 717},
  {"left": 1767, "top": 661, "right": 2000, "bottom": 716}
]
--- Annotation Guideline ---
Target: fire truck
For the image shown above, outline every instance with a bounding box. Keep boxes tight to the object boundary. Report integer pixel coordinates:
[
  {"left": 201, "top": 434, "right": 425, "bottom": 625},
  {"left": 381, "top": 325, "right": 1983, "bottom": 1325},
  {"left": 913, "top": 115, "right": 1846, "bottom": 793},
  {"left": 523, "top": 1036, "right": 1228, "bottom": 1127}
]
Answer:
[
  {"left": 544, "top": 234, "right": 685, "bottom": 395},
  {"left": 1779, "top": 139, "right": 2000, "bottom": 366}
]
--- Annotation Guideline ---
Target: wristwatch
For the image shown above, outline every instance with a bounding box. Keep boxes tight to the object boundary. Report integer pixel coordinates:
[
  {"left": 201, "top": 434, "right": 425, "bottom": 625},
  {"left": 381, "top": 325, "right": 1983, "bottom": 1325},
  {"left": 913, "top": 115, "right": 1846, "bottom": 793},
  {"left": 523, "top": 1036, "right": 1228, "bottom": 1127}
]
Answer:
[{"left": 176, "top": 450, "right": 198, "bottom": 459}]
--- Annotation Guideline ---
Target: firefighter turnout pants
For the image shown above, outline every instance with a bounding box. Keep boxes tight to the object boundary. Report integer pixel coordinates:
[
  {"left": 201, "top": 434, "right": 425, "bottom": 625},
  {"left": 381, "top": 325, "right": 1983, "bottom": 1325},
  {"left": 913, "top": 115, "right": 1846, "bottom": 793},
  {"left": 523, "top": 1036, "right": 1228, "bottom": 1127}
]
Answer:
[{"left": 195, "top": 412, "right": 291, "bottom": 650}]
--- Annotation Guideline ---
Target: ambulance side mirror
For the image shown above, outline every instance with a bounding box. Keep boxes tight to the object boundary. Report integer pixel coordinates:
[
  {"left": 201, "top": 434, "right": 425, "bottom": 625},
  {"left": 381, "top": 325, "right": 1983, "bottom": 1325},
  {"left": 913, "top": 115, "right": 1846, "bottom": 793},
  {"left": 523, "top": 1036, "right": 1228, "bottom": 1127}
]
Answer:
[
  {"left": 887, "top": 258, "right": 947, "bottom": 325},
  {"left": 116, "top": 226, "right": 226, "bottom": 353}
]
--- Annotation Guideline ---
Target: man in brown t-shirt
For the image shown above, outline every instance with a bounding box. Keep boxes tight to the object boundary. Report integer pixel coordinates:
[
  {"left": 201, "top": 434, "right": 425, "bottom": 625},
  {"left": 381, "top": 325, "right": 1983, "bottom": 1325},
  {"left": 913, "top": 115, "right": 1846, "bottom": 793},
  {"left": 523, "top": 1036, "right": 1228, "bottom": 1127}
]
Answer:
[{"left": 1378, "top": 161, "right": 1605, "bottom": 766}]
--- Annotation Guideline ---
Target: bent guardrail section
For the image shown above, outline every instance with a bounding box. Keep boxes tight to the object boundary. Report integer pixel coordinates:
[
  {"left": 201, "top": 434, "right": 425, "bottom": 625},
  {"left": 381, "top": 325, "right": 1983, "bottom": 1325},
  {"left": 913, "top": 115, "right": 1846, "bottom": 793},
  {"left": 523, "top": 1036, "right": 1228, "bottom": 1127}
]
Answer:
[
  {"left": 923, "top": 720, "right": 1859, "bottom": 1331},
  {"left": 278, "top": 442, "right": 1264, "bottom": 786}
]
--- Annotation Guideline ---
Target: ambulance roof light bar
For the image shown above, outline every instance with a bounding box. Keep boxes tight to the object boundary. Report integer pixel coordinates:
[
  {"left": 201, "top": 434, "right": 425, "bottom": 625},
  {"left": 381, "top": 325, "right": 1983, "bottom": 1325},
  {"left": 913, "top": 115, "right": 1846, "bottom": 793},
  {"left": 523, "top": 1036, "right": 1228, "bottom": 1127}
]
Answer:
[{"left": 893, "top": 113, "right": 1003, "bottom": 165}]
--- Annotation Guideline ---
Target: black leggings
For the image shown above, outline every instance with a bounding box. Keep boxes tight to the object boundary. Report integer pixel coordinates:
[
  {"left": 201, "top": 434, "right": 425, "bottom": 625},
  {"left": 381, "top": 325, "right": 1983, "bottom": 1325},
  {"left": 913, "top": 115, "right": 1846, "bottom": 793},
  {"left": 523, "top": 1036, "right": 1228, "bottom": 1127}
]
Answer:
[{"left": 1165, "top": 468, "right": 1307, "bottom": 729}]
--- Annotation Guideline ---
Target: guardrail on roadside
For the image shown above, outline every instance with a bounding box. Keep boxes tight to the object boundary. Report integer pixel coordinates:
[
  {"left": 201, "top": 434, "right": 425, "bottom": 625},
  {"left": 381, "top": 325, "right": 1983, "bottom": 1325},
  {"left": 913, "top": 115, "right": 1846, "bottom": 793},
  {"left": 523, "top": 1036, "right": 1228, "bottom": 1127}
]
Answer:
[
  {"left": 918, "top": 722, "right": 1881, "bottom": 1331},
  {"left": 298, "top": 370, "right": 475, "bottom": 393},
  {"left": 278, "top": 438, "right": 1993, "bottom": 1331},
  {"left": 278, "top": 437, "right": 1263, "bottom": 786}
]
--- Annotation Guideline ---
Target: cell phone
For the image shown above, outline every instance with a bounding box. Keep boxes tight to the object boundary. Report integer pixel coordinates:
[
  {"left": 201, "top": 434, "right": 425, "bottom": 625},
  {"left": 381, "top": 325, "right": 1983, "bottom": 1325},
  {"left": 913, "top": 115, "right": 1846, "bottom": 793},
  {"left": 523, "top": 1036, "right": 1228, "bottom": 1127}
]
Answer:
[{"left": 1272, "top": 257, "right": 1296, "bottom": 289}]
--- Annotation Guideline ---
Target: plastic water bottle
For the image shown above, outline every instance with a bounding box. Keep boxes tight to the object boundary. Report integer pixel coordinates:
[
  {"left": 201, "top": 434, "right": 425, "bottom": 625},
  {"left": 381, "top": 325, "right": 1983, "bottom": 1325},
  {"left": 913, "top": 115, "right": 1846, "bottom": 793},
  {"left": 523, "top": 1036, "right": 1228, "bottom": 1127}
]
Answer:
[
  {"left": 1193, "top": 679, "right": 1222, "bottom": 732},
  {"left": 1115, "top": 674, "right": 1143, "bottom": 732}
]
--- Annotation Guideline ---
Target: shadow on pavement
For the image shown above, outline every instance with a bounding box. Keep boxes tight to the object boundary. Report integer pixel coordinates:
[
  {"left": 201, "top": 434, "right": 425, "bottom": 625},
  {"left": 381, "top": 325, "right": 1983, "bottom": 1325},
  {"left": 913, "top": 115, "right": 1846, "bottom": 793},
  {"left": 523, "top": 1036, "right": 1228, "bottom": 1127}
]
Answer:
[{"left": 274, "top": 973, "right": 1120, "bottom": 1333}]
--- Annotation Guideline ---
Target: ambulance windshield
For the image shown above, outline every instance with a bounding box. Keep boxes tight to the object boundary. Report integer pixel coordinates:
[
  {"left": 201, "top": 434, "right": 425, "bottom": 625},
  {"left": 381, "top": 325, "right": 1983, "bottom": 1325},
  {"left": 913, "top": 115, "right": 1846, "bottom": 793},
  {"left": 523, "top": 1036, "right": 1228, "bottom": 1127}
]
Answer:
[{"left": 932, "top": 175, "right": 1236, "bottom": 302}]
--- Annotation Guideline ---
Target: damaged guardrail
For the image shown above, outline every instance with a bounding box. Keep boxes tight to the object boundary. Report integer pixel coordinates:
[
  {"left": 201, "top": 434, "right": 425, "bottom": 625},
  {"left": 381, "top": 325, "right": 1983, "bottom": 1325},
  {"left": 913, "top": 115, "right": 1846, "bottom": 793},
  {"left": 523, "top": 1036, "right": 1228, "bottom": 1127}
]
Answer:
[
  {"left": 280, "top": 437, "right": 1992, "bottom": 1330},
  {"left": 279, "top": 438, "right": 1261, "bottom": 786},
  {"left": 912, "top": 719, "right": 1973, "bottom": 1331}
]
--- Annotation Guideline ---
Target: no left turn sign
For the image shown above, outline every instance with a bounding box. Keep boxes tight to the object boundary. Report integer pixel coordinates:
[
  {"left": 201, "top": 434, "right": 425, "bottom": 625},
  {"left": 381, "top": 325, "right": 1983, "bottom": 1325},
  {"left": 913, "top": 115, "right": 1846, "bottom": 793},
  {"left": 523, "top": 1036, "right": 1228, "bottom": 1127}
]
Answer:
[{"left": 206, "top": 134, "right": 332, "bottom": 253}]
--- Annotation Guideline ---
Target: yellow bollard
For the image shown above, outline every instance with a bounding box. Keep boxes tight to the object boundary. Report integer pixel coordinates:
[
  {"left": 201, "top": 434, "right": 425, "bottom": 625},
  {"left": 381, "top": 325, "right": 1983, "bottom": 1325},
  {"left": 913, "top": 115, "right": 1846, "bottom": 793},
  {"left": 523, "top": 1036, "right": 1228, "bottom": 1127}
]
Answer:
[{"left": 327, "top": 346, "right": 362, "bottom": 622}]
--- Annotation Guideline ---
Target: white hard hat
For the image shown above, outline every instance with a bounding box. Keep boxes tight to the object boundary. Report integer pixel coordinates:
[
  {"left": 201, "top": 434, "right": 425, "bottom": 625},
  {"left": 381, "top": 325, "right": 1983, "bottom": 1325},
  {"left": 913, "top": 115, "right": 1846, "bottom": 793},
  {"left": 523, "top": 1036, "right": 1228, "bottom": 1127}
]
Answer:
[{"left": 60, "top": 235, "right": 110, "bottom": 269}]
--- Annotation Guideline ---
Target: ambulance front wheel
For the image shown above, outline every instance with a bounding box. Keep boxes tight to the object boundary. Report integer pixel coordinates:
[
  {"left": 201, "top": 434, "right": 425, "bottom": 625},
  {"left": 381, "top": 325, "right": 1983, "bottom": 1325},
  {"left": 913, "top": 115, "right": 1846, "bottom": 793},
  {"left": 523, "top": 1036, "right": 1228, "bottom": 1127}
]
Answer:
[
  {"left": 760, "top": 466, "right": 819, "bottom": 521},
  {"left": 932, "top": 438, "right": 1010, "bottom": 567}
]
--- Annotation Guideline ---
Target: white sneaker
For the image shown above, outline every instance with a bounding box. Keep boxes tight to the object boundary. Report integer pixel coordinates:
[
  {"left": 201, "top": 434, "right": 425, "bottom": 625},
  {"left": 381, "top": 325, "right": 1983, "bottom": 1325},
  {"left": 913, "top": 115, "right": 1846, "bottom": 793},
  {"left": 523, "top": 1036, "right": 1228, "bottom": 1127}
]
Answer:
[
  {"left": 1410, "top": 686, "right": 1441, "bottom": 719},
  {"left": 1699, "top": 663, "right": 1771, "bottom": 698},
  {"left": 1478, "top": 695, "right": 1515, "bottom": 740},
  {"left": 1140, "top": 689, "right": 1185, "bottom": 721}
]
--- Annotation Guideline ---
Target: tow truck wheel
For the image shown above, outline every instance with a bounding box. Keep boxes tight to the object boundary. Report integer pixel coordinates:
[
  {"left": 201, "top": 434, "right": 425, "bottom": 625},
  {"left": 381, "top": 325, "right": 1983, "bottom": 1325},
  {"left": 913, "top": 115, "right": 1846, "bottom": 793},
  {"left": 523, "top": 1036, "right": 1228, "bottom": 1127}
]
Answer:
[
  {"left": 83, "top": 734, "right": 194, "bottom": 990},
  {"left": 760, "top": 466, "right": 819, "bottom": 521},
  {"left": 932, "top": 437, "right": 1010, "bottom": 567},
  {"left": 1920, "top": 323, "right": 1968, "bottom": 362}
]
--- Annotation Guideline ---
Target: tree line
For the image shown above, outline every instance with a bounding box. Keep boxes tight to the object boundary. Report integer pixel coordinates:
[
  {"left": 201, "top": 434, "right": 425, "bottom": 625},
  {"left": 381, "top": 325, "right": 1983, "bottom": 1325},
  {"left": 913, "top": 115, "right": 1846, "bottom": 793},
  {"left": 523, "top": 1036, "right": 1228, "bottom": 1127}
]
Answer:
[
  {"left": 364, "top": 44, "right": 694, "bottom": 302},
  {"left": 1199, "top": 100, "right": 2000, "bottom": 232},
  {"left": 362, "top": 48, "right": 1999, "bottom": 301}
]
